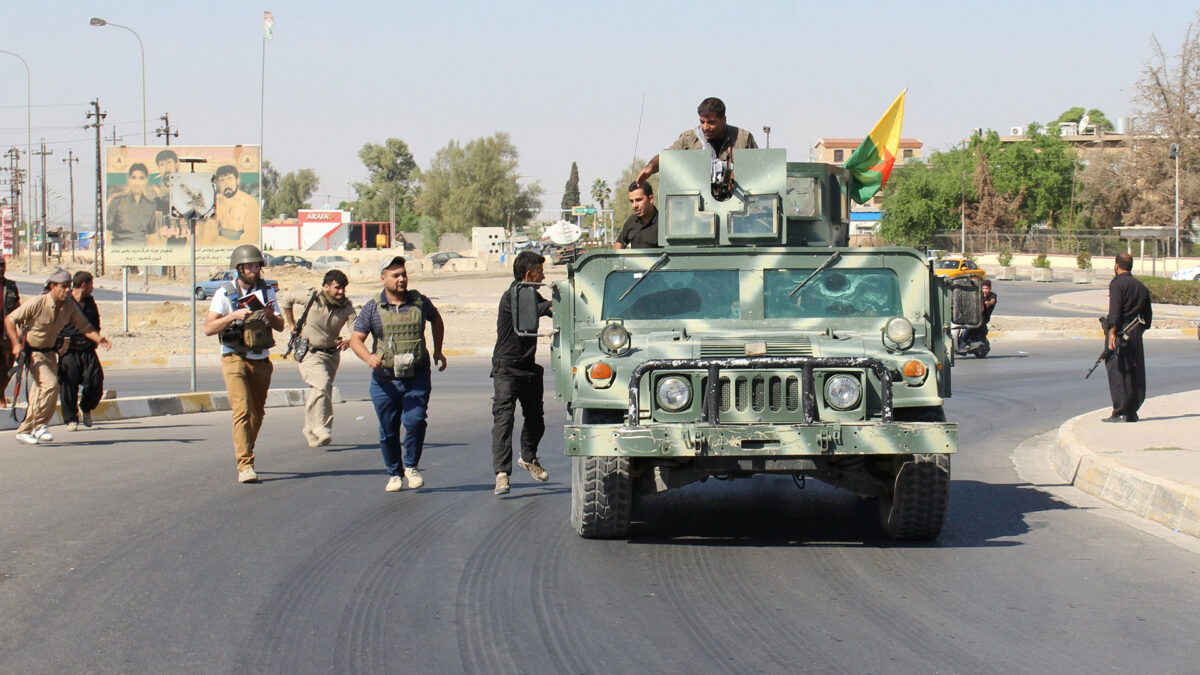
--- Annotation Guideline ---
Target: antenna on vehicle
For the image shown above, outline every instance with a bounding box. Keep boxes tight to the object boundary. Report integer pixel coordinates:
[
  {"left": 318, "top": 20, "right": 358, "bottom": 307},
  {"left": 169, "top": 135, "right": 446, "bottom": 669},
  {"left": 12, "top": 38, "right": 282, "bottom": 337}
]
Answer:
[{"left": 632, "top": 92, "right": 646, "bottom": 163}]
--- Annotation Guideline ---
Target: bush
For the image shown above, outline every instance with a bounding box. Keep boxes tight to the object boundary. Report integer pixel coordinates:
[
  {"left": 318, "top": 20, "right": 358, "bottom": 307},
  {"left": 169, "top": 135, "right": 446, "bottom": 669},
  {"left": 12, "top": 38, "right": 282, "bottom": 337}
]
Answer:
[
  {"left": 997, "top": 248, "right": 1013, "bottom": 267},
  {"left": 1033, "top": 254, "right": 1051, "bottom": 269},
  {"left": 1143, "top": 276, "right": 1200, "bottom": 306},
  {"left": 1076, "top": 251, "right": 1092, "bottom": 270}
]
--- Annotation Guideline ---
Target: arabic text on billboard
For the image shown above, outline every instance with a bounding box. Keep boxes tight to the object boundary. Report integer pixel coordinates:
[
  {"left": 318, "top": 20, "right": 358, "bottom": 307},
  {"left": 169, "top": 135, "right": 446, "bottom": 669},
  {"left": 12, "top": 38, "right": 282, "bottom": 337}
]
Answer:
[{"left": 104, "top": 145, "right": 260, "bottom": 265}]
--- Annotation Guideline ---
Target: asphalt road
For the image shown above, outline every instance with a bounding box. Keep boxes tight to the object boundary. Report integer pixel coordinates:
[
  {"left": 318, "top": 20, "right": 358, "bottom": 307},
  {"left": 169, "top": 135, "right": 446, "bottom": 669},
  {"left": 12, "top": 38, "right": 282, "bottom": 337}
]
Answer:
[
  {"left": 13, "top": 279, "right": 178, "bottom": 303},
  {"left": 2, "top": 338, "right": 1199, "bottom": 673},
  {"left": 986, "top": 278, "right": 1105, "bottom": 317}
]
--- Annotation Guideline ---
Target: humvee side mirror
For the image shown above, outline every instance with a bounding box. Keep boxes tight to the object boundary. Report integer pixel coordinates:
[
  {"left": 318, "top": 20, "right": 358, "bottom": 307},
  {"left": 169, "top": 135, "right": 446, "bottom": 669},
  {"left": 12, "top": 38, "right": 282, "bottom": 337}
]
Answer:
[
  {"left": 949, "top": 277, "right": 983, "bottom": 328},
  {"left": 512, "top": 282, "right": 545, "bottom": 337}
]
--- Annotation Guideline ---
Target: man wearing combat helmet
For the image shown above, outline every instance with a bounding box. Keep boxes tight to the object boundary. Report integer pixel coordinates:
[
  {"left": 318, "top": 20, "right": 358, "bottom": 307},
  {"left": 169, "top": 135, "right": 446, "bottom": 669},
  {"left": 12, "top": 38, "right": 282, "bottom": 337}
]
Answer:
[{"left": 203, "top": 244, "right": 284, "bottom": 483}]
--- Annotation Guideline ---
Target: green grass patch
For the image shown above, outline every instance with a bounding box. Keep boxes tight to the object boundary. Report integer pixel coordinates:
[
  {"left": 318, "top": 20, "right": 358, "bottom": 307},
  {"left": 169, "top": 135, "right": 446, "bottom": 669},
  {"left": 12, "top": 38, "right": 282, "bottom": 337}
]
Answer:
[{"left": 1142, "top": 276, "right": 1200, "bottom": 306}]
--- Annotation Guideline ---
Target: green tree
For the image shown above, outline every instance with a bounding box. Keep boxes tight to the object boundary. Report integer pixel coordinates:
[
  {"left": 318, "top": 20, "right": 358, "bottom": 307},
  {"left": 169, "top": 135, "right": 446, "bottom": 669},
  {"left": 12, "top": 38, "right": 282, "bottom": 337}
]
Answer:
[
  {"left": 878, "top": 153, "right": 967, "bottom": 245},
  {"left": 418, "top": 132, "right": 542, "bottom": 237},
  {"left": 1054, "top": 106, "right": 1115, "bottom": 132},
  {"left": 264, "top": 165, "right": 320, "bottom": 219},
  {"left": 979, "top": 127, "right": 1075, "bottom": 227},
  {"left": 560, "top": 162, "right": 581, "bottom": 218},
  {"left": 260, "top": 160, "right": 281, "bottom": 216},
  {"left": 349, "top": 138, "right": 420, "bottom": 231}
]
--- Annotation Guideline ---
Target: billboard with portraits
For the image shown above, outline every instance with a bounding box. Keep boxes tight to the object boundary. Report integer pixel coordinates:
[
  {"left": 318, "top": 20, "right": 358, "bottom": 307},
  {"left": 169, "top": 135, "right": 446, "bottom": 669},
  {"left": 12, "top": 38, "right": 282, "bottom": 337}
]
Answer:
[{"left": 104, "top": 144, "right": 261, "bottom": 265}]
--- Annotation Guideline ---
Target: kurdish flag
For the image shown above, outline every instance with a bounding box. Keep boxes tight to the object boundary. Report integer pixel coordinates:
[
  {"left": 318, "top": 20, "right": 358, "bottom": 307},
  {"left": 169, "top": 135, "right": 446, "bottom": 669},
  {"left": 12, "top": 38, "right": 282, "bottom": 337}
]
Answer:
[{"left": 843, "top": 89, "right": 906, "bottom": 204}]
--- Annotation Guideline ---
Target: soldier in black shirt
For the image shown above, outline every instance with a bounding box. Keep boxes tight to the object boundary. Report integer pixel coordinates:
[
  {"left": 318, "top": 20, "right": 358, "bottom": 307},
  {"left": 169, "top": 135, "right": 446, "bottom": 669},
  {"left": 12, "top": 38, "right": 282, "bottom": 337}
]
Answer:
[
  {"left": 58, "top": 271, "right": 104, "bottom": 431},
  {"left": 1103, "top": 253, "right": 1152, "bottom": 423},
  {"left": 615, "top": 181, "right": 660, "bottom": 249},
  {"left": 491, "top": 251, "right": 553, "bottom": 495},
  {"left": 0, "top": 257, "right": 19, "bottom": 407}
]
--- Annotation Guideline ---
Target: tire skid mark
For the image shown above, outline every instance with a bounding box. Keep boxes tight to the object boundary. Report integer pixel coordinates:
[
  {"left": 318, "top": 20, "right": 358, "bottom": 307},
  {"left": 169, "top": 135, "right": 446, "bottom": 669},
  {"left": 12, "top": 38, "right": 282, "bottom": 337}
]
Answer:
[
  {"left": 456, "top": 499, "right": 543, "bottom": 675},
  {"left": 527, "top": 517, "right": 606, "bottom": 674},
  {"left": 333, "top": 500, "right": 463, "bottom": 674},
  {"left": 651, "top": 544, "right": 742, "bottom": 674}
]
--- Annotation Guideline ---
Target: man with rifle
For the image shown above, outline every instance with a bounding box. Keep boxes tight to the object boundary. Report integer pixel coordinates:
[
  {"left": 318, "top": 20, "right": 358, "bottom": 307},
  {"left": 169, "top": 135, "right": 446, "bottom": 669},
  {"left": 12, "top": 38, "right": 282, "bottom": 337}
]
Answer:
[
  {"left": 1100, "top": 253, "right": 1152, "bottom": 423},
  {"left": 280, "top": 269, "right": 356, "bottom": 447}
]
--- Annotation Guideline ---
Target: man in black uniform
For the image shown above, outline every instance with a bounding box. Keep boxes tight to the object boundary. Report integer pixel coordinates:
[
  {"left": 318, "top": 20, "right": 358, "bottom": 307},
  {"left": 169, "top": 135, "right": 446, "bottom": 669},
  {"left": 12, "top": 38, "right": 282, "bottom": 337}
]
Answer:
[
  {"left": 59, "top": 271, "right": 104, "bottom": 431},
  {"left": 490, "top": 250, "right": 553, "bottom": 495},
  {"left": 1103, "top": 252, "right": 1152, "bottom": 423},
  {"left": 962, "top": 280, "right": 997, "bottom": 348},
  {"left": 615, "top": 181, "right": 659, "bottom": 249},
  {"left": 0, "top": 257, "right": 19, "bottom": 407}
]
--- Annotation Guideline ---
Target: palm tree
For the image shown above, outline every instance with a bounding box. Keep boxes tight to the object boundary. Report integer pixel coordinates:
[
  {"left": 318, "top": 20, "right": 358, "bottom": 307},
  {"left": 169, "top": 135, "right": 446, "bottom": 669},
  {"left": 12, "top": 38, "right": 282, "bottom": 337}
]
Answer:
[{"left": 590, "top": 179, "right": 611, "bottom": 238}]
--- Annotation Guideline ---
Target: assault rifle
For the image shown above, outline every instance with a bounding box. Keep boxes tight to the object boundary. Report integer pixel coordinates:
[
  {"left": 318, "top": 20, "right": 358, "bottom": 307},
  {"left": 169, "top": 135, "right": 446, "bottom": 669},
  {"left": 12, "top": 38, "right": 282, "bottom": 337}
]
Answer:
[{"left": 1085, "top": 315, "right": 1146, "bottom": 379}]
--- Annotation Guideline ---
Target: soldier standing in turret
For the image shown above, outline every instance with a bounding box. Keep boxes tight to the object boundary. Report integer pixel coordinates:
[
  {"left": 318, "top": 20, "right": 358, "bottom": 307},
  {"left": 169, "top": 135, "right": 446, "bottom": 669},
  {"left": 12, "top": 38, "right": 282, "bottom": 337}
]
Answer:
[
  {"left": 349, "top": 256, "right": 447, "bottom": 492},
  {"left": 636, "top": 97, "right": 758, "bottom": 186},
  {"left": 203, "top": 245, "right": 284, "bottom": 483}
]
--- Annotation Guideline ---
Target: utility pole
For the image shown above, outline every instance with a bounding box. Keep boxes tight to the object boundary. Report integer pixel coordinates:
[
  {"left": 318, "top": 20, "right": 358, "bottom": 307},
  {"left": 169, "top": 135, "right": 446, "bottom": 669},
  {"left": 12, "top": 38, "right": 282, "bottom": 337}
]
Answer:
[
  {"left": 4, "top": 147, "right": 21, "bottom": 258},
  {"left": 108, "top": 125, "right": 123, "bottom": 146},
  {"left": 63, "top": 149, "right": 79, "bottom": 262},
  {"left": 86, "top": 100, "right": 107, "bottom": 276},
  {"left": 155, "top": 112, "right": 179, "bottom": 145},
  {"left": 33, "top": 139, "right": 53, "bottom": 266}
]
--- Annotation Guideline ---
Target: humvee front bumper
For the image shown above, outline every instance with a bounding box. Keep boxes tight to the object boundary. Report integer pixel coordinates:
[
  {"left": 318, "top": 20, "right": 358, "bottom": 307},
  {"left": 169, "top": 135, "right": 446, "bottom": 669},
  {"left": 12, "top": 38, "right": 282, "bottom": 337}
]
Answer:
[
  {"left": 565, "top": 356, "right": 956, "bottom": 457},
  {"left": 565, "top": 421, "right": 956, "bottom": 457}
]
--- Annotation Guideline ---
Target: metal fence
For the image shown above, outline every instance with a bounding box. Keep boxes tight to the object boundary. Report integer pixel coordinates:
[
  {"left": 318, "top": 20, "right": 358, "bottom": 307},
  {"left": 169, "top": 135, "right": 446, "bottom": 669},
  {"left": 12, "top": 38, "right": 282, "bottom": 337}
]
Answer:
[{"left": 921, "top": 230, "right": 1196, "bottom": 257}]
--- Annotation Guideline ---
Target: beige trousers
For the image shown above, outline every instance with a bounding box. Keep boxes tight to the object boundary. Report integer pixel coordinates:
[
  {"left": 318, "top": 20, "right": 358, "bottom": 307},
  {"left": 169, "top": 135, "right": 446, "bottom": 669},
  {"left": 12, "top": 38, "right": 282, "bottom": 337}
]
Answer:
[
  {"left": 17, "top": 351, "right": 58, "bottom": 434},
  {"left": 298, "top": 350, "right": 339, "bottom": 444},
  {"left": 220, "top": 354, "right": 273, "bottom": 470}
]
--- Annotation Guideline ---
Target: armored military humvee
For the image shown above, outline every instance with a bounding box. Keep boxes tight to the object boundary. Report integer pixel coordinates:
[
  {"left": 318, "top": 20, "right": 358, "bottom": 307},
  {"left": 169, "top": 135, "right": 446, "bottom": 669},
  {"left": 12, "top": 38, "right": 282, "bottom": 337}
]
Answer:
[{"left": 513, "top": 148, "right": 980, "bottom": 540}]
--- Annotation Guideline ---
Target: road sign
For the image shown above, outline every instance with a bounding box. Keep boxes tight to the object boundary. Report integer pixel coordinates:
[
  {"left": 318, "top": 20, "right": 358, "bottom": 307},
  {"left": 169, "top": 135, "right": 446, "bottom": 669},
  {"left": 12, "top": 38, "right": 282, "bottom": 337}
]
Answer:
[{"left": 571, "top": 206, "right": 597, "bottom": 216}]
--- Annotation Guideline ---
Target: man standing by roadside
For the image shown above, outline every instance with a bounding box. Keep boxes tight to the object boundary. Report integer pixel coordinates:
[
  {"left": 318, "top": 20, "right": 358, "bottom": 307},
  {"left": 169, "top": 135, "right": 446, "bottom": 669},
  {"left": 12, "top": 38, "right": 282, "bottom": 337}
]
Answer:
[
  {"left": 58, "top": 271, "right": 104, "bottom": 432},
  {"left": 614, "top": 181, "right": 660, "bottom": 250},
  {"left": 0, "top": 257, "right": 19, "bottom": 407},
  {"left": 349, "top": 256, "right": 447, "bottom": 493},
  {"left": 490, "top": 251, "right": 553, "bottom": 496},
  {"left": 1103, "top": 252, "right": 1152, "bottom": 423},
  {"left": 4, "top": 269, "right": 111, "bottom": 445},
  {"left": 281, "top": 269, "right": 356, "bottom": 447},
  {"left": 203, "top": 245, "right": 284, "bottom": 483}
]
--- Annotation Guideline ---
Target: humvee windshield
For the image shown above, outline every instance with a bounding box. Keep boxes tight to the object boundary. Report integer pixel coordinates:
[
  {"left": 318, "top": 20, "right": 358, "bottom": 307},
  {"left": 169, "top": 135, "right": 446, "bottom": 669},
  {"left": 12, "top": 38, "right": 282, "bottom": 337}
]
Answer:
[
  {"left": 602, "top": 270, "right": 740, "bottom": 320},
  {"left": 764, "top": 268, "right": 902, "bottom": 319}
]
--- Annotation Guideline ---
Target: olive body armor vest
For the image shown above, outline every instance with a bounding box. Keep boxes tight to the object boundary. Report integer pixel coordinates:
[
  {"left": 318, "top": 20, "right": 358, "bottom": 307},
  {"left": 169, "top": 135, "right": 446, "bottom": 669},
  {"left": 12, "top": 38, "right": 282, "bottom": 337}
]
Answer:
[{"left": 373, "top": 293, "right": 427, "bottom": 378}]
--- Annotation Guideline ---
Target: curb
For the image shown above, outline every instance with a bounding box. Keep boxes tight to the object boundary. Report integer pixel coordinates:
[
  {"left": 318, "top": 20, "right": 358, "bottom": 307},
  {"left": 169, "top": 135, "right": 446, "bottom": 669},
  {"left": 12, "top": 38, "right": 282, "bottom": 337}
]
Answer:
[
  {"left": 96, "top": 348, "right": 495, "bottom": 371},
  {"left": 992, "top": 328, "right": 1196, "bottom": 342},
  {"left": 1051, "top": 409, "right": 1200, "bottom": 537},
  {"left": 1, "top": 387, "right": 341, "bottom": 432}
]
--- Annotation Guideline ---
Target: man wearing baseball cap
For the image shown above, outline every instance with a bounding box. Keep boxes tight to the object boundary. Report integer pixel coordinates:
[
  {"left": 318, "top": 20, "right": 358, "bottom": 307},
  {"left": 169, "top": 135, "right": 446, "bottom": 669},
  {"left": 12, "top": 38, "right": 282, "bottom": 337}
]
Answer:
[
  {"left": 4, "top": 268, "right": 112, "bottom": 445},
  {"left": 349, "top": 255, "right": 447, "bottom": 492}
]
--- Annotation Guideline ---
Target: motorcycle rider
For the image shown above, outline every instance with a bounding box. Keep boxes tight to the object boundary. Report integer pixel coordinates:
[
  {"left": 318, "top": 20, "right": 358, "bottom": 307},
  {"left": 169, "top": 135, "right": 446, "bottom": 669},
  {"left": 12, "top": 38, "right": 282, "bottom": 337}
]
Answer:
[{"left": 960, "top": 280, "right": 997, "bottom": 350}]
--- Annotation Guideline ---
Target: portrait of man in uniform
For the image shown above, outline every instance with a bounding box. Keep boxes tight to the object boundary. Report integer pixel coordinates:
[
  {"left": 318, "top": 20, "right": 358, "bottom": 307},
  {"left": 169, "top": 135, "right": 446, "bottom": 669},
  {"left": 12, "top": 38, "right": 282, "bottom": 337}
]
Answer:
[
  {"left": 106, "top": 163, "right": 156, "bottom": 247},
  {"left": 214, "top": 164, "right": 259, "bottom": 244}
]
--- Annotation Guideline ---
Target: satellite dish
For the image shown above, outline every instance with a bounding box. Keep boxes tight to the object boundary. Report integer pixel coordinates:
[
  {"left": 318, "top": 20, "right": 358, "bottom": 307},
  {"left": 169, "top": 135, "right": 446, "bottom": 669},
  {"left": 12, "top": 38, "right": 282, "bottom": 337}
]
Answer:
[{"left": 546, "top": 220, "right": 582, "bottom": 246}]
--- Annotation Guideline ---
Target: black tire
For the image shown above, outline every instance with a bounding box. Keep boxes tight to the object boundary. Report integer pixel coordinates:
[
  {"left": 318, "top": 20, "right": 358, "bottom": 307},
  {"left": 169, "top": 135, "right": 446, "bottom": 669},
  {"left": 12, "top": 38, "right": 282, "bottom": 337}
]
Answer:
[
  {"left": 570, "top": 456, "right": 632, "bottom": 538},
  {"left": 974, "top": 339, "right": 990, "bottom": 358},
  {"left": 194, "top": 287, "right": 207, "bottom": 301},
  {"left": 879, "top": 454, "right": 950, "bottom": 541}
]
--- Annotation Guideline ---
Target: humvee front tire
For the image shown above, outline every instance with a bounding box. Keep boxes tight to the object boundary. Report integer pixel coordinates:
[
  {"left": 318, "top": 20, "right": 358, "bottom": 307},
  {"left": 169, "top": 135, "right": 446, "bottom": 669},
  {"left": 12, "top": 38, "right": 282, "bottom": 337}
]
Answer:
[
  {"left": 879, "top": 454, "right": 950, "bottom": 541},
  {"left": 570, "top": 456, "right": 632, "bottom": 538}
]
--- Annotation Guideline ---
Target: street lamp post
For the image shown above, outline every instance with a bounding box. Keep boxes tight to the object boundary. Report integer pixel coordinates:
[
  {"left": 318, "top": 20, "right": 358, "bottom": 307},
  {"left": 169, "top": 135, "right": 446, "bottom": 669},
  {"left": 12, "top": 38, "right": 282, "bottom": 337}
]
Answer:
[
  {"left": 0, "top": 49, "right": 33, "bottom": 273},
  {"left": 762, "top": 126, "right": 771, "bottom": 149},
  {"left": 1170, "top": 142, "right": 1180, "bottom": 270},
  {"left": 90, "top": 18, "right": 147, "bottom": 144}
]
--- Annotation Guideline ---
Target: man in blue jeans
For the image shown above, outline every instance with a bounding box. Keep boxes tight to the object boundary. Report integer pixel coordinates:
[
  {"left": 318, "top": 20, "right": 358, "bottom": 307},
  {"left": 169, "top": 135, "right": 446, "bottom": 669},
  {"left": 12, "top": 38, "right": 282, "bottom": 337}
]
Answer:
[{"left": 349, "top": 255, "right": 447, "bottom": 492}]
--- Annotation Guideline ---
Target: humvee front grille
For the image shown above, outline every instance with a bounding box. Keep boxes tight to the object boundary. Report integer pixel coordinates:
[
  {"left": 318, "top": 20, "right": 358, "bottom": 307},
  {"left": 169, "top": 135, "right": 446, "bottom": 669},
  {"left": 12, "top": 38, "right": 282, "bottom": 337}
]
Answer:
[
  {"left": 704, "top": 374, "right": 804, "bottom": 413},
  {"left": 627, "top": 357, "right": 894, "bottom": 427},
  {"left": 699, "top": 338, "right": 814, "bottom": 358}
]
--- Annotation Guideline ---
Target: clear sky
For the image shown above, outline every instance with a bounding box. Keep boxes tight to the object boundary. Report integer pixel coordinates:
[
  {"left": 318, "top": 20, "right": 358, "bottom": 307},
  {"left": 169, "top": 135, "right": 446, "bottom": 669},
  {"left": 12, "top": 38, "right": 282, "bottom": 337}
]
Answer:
[{"left": 0, "top": 0, "right": 1196, "bottom": 229}]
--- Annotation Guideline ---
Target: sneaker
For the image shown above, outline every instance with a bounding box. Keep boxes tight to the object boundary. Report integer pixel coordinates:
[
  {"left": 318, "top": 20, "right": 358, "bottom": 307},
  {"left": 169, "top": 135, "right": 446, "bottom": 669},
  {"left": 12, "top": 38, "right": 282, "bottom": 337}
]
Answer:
[
  {"left": 385, "top": 475, "right": 404, "bottom": 492},
  {"left": 494, "top": 472, "right": 510, "bottom": 495},
  {"left": 33, "top": 426, "right": 53, "bottom": 442},
  {"left": 518, "top": 458, "right": 549, "bottom": 482},
  {"left": 238, "top": 468, "right": 259, "bottom": 483},
  {"left": 15, "top": 432, "right": 39, "bottom": 445},
  {"left": 66, "top": 422, "right": 79, "bottom": 432},
  {"left": 405, "top": 467, "right": 424, "bottom": 489},
  {"left": 81, "top": 411, "right": 93, "bottom": 428}
]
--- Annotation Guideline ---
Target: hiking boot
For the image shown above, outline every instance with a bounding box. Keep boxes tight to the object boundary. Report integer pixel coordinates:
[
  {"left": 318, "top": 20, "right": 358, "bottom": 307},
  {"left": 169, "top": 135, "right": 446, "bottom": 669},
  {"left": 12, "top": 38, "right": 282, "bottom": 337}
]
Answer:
[
  {"left": 405, "top": 467, "right": 424, "bottom": 489},
  {"left": 385, "top": 475, "right": 404, "bottom": 492},
  {"left": 494, "top": 472, "right": 510, "bottom": 495},
  {"left": 518, "top": 458, "right": 549, "bottom": 482},
  {"left": 33, "top": 426, "right": 53, "bottom": 442},
  {"left": 15, "top": 432, "right": 39, "bottom": 445},
  {"left": 238, "top": 468, "right": 260, "bottom": 483},
  {"left": 66, "top": 422, "right": 79, "bottom": 432},
  {"left": 81, "top": 411, "right": 93, "bottom": 427}
]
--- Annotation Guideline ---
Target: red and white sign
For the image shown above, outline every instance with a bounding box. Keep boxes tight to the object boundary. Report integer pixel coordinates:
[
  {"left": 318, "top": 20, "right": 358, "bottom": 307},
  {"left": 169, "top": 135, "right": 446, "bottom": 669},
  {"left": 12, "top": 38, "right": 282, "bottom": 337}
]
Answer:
[
  {"left": 298, "top": 209, "right": 344, "bottom": 225},
  {"left": 1, "top": 206, "right": 14, "bottom": 256}
]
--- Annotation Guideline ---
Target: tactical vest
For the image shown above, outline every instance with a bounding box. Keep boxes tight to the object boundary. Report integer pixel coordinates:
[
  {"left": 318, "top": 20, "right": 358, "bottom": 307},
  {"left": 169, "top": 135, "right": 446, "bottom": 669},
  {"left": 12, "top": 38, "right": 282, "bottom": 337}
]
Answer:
[
  {"left": 219, "top": 280, "right": 276, "bottom": 355},
  {"left": 373, "top": 292, "right": 427, "bottom": 378}
]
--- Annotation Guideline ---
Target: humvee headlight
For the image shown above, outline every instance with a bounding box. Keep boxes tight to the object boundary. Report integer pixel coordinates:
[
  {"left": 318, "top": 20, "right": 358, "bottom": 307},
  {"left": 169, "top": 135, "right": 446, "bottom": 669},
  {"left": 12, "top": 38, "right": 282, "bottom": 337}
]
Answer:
[
  {"left": 599, "top": 323, "right": 631, "bottom": 355},
  {"left": 824, "top": 374, "right": 861, "bottom": 410},
  {"left": 656, "top": 376, "right": 691, "bottom": 411},
  {"left": 883, "top": 316, "right": 915, "bottom": 350}
]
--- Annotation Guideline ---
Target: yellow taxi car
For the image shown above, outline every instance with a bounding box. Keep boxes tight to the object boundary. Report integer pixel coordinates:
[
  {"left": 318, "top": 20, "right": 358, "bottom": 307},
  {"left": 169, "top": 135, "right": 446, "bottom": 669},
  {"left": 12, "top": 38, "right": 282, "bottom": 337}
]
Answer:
[{"left": 932, "top": 256, "right": 986, "bottom": 280}]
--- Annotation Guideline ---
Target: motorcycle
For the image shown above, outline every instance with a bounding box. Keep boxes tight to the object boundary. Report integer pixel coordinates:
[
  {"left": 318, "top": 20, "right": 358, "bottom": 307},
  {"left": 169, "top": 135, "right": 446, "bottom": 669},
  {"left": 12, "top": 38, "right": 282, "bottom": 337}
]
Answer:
[{"left": 952, "top": 323, "right": 990, "bottom": 358}]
